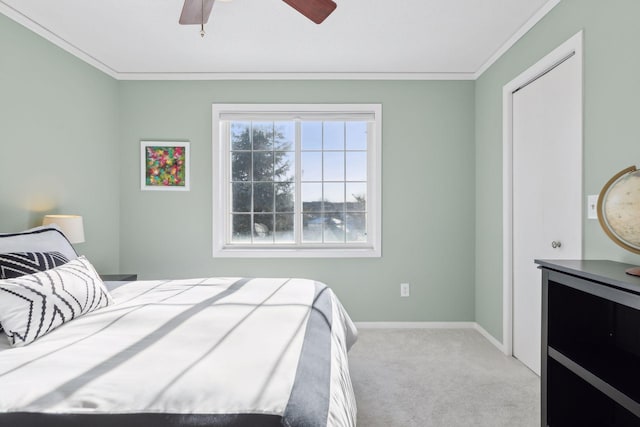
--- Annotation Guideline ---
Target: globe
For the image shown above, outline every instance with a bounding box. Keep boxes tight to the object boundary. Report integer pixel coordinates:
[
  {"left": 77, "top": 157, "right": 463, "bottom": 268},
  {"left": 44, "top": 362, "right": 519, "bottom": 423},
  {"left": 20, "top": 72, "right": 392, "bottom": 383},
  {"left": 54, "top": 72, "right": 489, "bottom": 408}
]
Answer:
[{"left": 598, "top": 166, "right": 640, "bottom": 276}]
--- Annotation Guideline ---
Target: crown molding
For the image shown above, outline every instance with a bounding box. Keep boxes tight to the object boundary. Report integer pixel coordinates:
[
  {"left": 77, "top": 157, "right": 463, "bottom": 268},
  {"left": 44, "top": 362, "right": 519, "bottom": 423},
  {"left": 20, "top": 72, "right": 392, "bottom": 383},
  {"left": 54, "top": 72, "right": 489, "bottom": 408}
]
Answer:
[
  {"left": 117, "top": 72, "right": 476, "bottom": 81},
  {"left": 0, "top": 1, "right": 118, "bottom": 79},
  {"left": 473, "top": 0, "right": 561, "bottom": 79},
  {"left": 1, "top": 0, "right": 559, "bottom": 81}
]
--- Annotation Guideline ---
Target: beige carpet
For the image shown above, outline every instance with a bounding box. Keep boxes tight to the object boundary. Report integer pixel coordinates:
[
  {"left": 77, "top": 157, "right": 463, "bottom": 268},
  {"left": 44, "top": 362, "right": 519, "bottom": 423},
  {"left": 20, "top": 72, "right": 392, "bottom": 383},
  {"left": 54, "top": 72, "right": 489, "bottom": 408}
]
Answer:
[{"left": 348, "top": 328, "right": 539, "bottom": 426}]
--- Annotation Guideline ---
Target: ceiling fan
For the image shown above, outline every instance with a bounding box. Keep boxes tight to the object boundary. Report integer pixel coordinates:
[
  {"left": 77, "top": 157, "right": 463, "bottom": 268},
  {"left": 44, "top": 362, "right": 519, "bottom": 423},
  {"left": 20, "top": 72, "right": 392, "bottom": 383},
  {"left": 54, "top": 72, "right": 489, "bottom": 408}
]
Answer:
[{"left": 180, "top": 0, "right": 337, "bottom": 36}]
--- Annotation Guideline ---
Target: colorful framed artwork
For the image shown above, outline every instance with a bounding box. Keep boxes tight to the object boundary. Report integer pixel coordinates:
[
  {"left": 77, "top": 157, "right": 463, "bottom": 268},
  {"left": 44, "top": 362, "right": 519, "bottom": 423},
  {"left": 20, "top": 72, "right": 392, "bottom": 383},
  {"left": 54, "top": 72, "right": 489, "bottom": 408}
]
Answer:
[{"left": 140, "top": 141, "right": 190, "bottom": 191}]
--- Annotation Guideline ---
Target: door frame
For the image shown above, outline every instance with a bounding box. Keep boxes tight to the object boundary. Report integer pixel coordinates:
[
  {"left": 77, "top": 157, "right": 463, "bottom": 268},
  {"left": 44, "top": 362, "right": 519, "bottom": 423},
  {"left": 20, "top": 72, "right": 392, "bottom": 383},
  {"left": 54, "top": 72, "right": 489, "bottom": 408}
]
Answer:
[{"left": 501, "top": 31, "right": 583, "bottom": 356}]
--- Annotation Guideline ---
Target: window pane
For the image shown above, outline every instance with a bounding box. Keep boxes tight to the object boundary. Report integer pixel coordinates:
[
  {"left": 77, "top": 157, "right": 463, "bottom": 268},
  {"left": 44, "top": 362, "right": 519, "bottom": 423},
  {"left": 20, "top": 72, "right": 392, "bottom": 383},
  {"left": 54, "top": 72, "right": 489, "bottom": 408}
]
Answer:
[
  {"left": 253, "top": 183, "right": 274, "bottom": 213},
  {"left": 231, "top": 214, "right": 252, "bottom": 243},
  {"left": 323, "top": 122, "right": 345, "bottom": 150},
  {"left": 324, "top": 212, "right": 345, "bottom": 243},
  {"left": 324, "top": 152, "right": 344, "bottom": 181},
  {"left": 231, "top": 152, "right": 252, "bottom": 181},
  {"left": 275, "top": 214, "right": 294, "bottom": 243},
  {"left": 217, "top": 105, "right": 379, "bottom": 254},
  {"left": 275, "top": 151, "right": 295, "bottom": 182},
  {"left": 231, "top": 122, "right": 251, "bottom": 150},
  {"left": 274, "top": 122, "right": 294, "bottom": 151},
  {"left": 302, "top": 183, "right": 323, "bottom": 212},
  {"left": 346, "top": 151, "right": 367, "bottom": 181},
  {"left": 346, "top": 183, "right": 367, "bottom": 211},
  {"left": 232, "top": 183, "right": 252, "bottom": 212},
  {"left": 302, "top": 213, "right": 323, "bottom": 242},
  {"left": 253, "top": 214, "right": 273, "bottom": 242},
  {"left": 253, "top": 152, "right": 274, "bottom": 182},
  {"left": 301, "top": 121, "right": 322, "bottom": 150},
  {"left": 346, "top": 213, "right": 367, "bottom": 242},
  {"left": 252, "top": 122, "right": 273, "bottom": 150},
  {"left": 302, "top": 152, "right": 322, "bottom": 181},
  {"left": 323, "top": 182, "right": 344, "bottom": 212},
  {"left": 275, "top": 183, "right": 294, "bottom": 212},
  {"left": 346, "top": 122, "right": 367, "bottom": 150}
]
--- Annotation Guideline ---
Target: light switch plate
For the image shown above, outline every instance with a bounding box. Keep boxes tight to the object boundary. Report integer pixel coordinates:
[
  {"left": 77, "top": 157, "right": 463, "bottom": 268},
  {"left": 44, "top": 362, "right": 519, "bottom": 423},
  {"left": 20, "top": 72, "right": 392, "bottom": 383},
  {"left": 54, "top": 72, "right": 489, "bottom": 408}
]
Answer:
[
  {"left": 400, "top": 283, "right": 410, "bottom": 297},
  {"left": 587, "top": 195, "right": 598, "bottom": 219}
]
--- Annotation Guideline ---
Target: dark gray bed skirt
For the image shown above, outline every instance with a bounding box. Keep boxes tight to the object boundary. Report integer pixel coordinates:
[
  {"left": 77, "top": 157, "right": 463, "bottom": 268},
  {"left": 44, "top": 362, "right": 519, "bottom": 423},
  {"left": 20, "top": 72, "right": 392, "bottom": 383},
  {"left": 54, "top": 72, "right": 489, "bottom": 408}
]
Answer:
[{"left": 0, "top": 412, "right": 284, "bottom": 426}]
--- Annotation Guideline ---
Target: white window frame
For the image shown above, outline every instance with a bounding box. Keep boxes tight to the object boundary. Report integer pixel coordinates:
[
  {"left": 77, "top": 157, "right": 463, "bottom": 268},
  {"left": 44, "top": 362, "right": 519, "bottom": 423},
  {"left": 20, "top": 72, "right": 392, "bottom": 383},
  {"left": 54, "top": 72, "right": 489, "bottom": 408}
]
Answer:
[{"left": 212, "top": 103, "right": 382, "bottom": 258}]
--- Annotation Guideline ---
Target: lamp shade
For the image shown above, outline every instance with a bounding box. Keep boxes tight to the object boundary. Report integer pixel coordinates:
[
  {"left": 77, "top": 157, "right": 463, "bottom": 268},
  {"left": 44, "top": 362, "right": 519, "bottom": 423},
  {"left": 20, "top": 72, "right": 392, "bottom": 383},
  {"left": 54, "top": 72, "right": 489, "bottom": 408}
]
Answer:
[{"left": 42, "top": 215, "right": 85, "bottom": 244}]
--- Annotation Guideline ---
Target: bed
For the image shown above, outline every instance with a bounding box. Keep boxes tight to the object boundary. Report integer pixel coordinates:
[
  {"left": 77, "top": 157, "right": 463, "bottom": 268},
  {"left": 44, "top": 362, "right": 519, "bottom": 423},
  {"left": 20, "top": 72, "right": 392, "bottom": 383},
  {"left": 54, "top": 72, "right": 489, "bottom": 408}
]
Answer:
[{"left": 0, "top": 226, "right": 358, "bottom": 427}]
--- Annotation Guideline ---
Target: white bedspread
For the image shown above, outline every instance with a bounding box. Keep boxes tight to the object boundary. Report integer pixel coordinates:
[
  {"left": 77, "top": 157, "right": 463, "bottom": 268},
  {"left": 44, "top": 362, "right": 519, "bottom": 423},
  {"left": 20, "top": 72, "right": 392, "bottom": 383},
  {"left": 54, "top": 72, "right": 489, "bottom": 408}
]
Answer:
[{"left": 0, "top": 277, "right": 358, "bottom": 427}]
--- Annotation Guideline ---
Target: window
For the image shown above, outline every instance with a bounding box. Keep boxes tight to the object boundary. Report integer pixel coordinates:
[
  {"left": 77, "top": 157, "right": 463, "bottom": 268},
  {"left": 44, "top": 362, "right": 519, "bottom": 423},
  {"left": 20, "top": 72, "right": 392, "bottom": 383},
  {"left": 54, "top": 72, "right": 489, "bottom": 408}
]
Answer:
[{"left": 212, "top": 104, "right": 381, "bottom": 258}]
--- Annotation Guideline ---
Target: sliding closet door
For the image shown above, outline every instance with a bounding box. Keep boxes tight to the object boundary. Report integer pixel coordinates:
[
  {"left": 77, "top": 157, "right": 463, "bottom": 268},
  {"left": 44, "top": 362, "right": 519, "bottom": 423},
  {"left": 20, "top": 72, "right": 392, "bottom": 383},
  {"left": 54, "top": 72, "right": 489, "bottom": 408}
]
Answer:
[{"left": 511, "top": 52, "right": 582, "bottom": 375}]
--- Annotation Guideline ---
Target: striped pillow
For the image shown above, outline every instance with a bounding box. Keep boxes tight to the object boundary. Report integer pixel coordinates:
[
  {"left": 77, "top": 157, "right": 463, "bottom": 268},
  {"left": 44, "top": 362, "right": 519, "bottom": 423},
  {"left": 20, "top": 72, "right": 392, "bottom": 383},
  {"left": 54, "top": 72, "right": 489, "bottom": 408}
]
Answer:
[
  {"left": 0, "top": 256, "right": 113, "bottom": 347},
  {"left": 0, "top": 252, "right": 69, "bottom": 279}
]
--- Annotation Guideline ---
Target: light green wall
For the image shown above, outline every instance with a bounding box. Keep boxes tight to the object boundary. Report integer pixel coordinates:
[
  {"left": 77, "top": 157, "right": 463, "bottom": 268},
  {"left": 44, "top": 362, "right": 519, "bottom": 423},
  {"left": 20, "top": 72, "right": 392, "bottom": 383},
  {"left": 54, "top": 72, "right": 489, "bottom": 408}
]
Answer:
[
  {"left": 475, "top": 0, "right": 640, "bottom": 341},
  {"left": 1, "top": 11, "right": 476, "bottom": 322},
  {"left": 118, "top": 80, "right": 476, "bottom": 321},
  {"left": 8, "top": 0, "right": 640, "bottom": 328},
  {"left": 0, "top": 14, "right": 121, "bottom": 273},
  {"left": 22, "top": 0, "right": 638, "bottom": 327}
]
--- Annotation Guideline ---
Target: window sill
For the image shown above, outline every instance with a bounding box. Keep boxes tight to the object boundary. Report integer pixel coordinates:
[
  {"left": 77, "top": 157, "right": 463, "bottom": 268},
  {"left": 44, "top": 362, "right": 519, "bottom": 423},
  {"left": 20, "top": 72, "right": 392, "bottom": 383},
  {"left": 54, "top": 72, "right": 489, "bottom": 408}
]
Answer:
[{"left": 212, "top": 245, "right": 381, "bottom": 258}]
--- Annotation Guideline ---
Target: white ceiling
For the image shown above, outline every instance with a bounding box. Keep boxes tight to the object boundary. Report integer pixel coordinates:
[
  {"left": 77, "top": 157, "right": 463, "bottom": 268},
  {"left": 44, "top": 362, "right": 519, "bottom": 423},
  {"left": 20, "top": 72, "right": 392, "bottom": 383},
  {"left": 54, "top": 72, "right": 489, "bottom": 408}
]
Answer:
[{"left": 0, "top": 0, "right": 557, "bottom": 79}]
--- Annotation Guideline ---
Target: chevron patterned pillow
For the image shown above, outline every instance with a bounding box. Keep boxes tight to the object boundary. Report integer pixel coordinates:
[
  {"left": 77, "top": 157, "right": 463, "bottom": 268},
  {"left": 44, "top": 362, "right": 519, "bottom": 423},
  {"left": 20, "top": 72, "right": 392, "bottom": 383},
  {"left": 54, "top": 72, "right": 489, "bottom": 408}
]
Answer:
[
  {"left": 0, "top": 251, "right": 69, "bottom": 279},
  {"left": 0, "top": 256, "right": 113, "bottom": 347},
  {"left": 0, "top": 251, "right": 70, "bottom": 335}
]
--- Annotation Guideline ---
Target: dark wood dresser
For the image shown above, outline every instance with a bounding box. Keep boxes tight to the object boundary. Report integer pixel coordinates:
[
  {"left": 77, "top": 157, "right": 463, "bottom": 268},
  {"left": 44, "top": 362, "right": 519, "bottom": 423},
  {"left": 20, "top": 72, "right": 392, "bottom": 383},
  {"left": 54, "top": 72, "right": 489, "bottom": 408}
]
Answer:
[{"left": 536, "top": 259, "right": 640, "bottom": 426}]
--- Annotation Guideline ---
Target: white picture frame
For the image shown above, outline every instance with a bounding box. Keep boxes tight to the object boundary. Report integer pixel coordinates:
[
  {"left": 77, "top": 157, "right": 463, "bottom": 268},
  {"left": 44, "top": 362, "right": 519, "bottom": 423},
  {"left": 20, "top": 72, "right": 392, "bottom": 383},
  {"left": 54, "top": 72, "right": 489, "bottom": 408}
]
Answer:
[{"left": 140, "top": 141, "right": 190, "bottom": 191}]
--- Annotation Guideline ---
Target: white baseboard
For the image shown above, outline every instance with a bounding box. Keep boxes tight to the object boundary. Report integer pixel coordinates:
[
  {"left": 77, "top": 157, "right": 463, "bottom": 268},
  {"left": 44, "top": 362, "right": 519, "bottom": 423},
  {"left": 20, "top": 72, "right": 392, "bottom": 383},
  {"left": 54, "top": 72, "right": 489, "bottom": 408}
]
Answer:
[
  {"left": 473, "top": 323, "right": 507, "bottom": 354},
  {"left": 355, "top": 321, "right": 476, "bottom": 329},
  {"left": 354, "top": 321, "right": 506, "bottom": 353}
]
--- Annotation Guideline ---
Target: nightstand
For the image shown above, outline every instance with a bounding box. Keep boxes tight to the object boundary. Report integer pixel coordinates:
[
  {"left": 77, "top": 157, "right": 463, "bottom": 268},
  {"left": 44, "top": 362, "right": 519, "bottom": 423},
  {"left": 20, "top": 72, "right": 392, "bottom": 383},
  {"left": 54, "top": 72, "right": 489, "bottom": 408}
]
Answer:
[{"left": 99, "top": 274, "right": 137, "bottom": 281}]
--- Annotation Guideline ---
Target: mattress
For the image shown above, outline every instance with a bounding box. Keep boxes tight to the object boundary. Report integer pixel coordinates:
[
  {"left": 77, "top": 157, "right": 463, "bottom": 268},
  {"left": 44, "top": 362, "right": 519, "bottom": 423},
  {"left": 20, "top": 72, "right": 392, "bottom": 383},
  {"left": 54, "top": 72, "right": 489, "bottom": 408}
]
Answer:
[{"left": 0, "top": 277, "right": 358, "bottom": 426}]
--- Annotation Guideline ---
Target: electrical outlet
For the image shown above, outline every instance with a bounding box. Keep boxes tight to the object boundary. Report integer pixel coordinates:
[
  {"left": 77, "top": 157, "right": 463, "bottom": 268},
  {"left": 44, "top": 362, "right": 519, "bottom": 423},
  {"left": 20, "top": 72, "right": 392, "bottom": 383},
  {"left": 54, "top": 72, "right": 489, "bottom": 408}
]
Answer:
[{"left": 400, "top": 283, "right": 410, "bottom": 297}]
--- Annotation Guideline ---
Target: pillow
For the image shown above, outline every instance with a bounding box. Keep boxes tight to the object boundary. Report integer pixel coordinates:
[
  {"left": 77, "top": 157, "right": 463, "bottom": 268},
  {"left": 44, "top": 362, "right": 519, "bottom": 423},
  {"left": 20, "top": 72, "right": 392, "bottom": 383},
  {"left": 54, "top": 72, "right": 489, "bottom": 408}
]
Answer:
[
  {"left": 0, "top": 251, "right": 70, "bottom": 335},
  {"left": 0, "top": 251, "right": 69, "bottom": 335},
  {"left": 0, "top": 225, "right": 78, "bottom": 261},
  {"left": 0, "top": 256, "right": 113, "bottom": 347},
  {"left": 0, "top": 251, "right": 69, "bottom": 279}
]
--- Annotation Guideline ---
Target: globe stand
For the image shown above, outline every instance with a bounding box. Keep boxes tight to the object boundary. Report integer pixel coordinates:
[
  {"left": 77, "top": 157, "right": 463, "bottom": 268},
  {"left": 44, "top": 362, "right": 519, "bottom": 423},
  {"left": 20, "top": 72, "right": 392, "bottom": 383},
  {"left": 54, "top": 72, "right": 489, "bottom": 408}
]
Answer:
[{"left": 626, "top": 267, "right": 640, "bottom": 277}]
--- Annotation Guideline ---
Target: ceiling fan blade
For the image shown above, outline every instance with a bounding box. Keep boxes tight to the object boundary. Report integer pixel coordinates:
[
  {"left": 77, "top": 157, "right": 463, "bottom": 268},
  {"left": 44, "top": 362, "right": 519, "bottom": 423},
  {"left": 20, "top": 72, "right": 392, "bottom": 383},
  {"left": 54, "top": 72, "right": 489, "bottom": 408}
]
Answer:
[
  {"left": 179, "top": 0, "right": 216, "bottom": 25},
  {"left": 283, "top": 0, "right": 337, "bottom": 24}
]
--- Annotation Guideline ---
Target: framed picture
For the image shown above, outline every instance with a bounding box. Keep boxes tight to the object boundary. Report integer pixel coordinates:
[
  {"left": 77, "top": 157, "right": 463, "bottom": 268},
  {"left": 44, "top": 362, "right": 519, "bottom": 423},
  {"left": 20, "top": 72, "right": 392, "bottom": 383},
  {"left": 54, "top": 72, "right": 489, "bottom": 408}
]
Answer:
[{"left": 141, "top": 141, "right": 190, "bottom": 191}]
